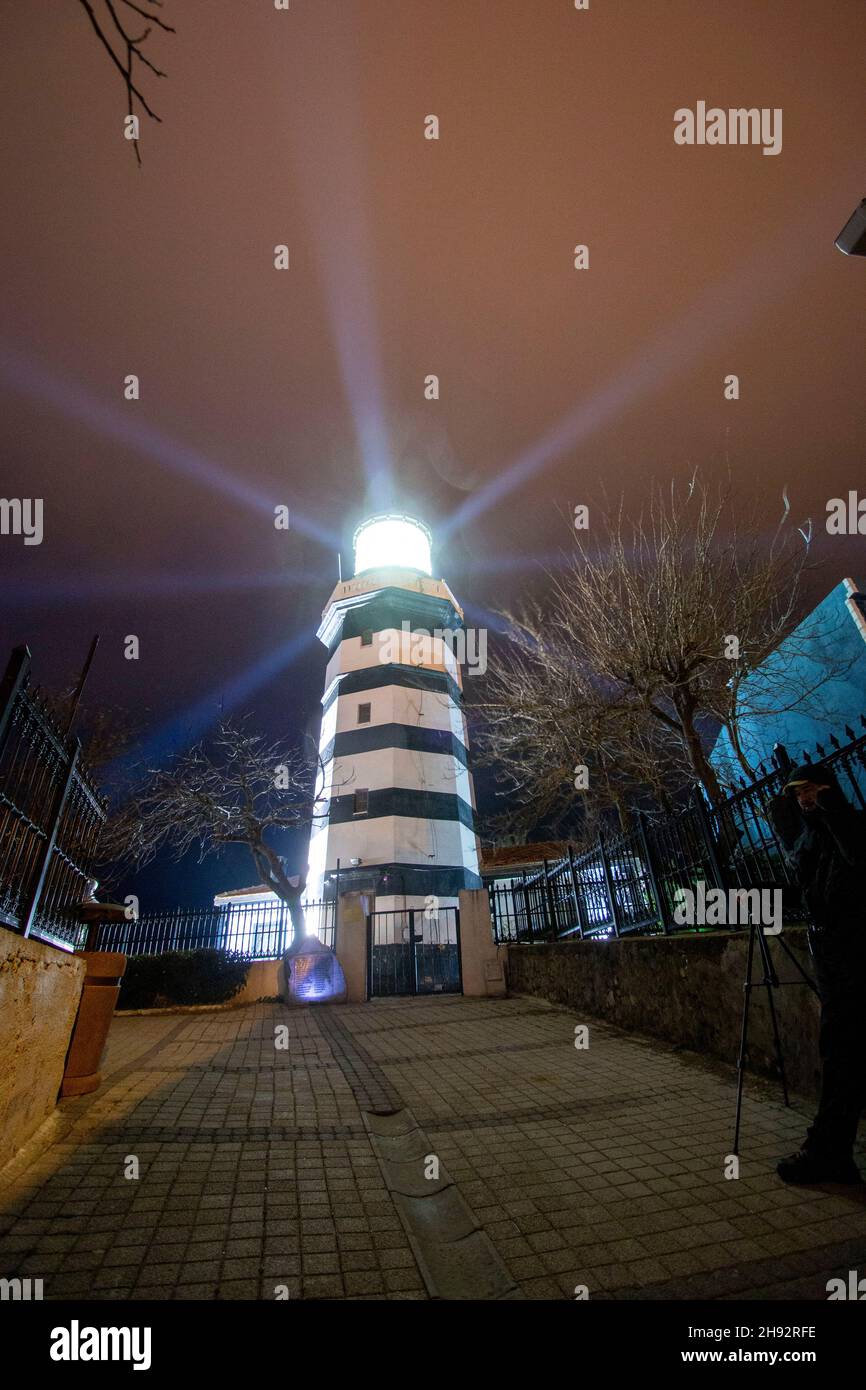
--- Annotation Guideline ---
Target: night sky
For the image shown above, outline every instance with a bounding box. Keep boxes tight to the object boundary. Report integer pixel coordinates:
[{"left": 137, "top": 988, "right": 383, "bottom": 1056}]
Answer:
[{"left": 2, "top": 0, "right": 864, "bottom": 907}]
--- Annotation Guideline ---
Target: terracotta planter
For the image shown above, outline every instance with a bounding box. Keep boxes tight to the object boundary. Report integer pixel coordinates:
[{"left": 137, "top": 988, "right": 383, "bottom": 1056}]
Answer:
[{"left": 60, "top": 951, "right": 127, "bottom": 1098}]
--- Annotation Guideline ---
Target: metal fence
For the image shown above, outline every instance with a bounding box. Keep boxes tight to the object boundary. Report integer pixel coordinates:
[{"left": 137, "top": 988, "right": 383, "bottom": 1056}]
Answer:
[
  {"left": 487, "top": 719, "right": 866, "bottom": 944},
  {"left": 0, "top": 646, "right": 106, "bottom": 950},
  {"left": 94, "top": 897, "right": 336, "bottom": 959}
]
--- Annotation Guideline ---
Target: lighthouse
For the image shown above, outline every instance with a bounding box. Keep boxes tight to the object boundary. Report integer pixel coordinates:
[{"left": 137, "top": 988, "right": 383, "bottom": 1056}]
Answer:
[{"left": 307, "top": 514, "right": 482, "bottom": 912}]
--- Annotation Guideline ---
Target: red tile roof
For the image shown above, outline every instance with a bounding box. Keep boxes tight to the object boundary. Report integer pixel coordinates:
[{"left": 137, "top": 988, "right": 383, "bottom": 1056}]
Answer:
[{"left": 479, "top": 841, "right": 572, "bottom": 872}]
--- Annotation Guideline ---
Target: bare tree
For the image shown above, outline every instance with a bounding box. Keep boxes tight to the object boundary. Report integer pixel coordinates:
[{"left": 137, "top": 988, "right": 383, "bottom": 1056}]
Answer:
[
  {"left": 555, "top": 477, "right": 823, "bottom": 802},
  {"left": 473, "top": 603, "right": 689, "bottom": 841},
  {"left": 75, "top": 0, "right": 175, "bottom": 164},
  {"left": 103, "top": 720, "right": 329, "bottom": 947},
  {"left": 474, "top": 474, "right": 834, "bottom": 821}
]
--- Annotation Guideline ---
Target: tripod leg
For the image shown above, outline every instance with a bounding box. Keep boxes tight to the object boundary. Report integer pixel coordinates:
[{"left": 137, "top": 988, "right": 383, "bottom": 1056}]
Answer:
[
  {"left": 757, "top": 930, "right": 790, "bottom": 1109},
  {"left": 734, "top": 919, "right": 758, "bottom": 1154},
  {"left": 774, "top": 931, "right": 819, "bottom": 997}
]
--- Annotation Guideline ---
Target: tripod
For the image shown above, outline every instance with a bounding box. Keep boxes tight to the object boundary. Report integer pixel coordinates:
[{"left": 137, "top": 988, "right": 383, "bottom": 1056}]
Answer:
[{"left": 733, "top": 918, "right": 820, "bottom": 1154}]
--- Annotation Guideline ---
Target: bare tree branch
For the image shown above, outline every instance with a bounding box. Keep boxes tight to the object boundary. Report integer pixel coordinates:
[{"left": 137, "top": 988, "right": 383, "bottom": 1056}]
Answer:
[
  {"left": 75, "top": 0, "right": 175, "bottom": 163},
  {"left": 100, "top": 719, "right": 341, "bottom": 932},
  {"left": 471, "top": 472, "right": 837, "bottom": 834}
]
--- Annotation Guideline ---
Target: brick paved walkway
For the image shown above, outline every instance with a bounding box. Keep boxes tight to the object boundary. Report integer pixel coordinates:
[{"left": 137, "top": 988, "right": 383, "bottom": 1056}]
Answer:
[{"left": 1, "top": 994, "right": 865, "bottom": 1300}]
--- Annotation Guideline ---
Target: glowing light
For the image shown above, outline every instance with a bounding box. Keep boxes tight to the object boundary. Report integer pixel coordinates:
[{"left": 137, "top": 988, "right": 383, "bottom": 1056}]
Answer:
[
  {"left": 439, "top": 197, "right": 843, "bottom": 542},
  {"left": 107, "top": 628, "right": 317, "bottom": 776},
  {"left": 287, "top": 26, "right": 394, "bottom": 511},
  {"left": 0, "top": 344, "right": 341, "bottom": 549},
  {"left": 8, "top": 567, "right": 325, "bottom": 606},
  {"left": 353, "top": 514, "right": 432, "bottom": 576},
  {"left": 287, "top": 940, "right": 346, "bottom": 1002}
]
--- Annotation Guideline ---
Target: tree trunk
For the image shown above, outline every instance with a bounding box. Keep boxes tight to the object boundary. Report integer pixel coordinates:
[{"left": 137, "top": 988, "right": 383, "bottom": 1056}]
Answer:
[
  {"left": 250, "top": 842, "right": 308, "bottom": 950},
  {"left": 724, "top": 717, "right": 758, "bottom": 782},
  {"left": 672, "top": 694, "right": 724, "bottom": 805},
  {"left": 287, "top": 895, "right": 306, "bottom": 950}
]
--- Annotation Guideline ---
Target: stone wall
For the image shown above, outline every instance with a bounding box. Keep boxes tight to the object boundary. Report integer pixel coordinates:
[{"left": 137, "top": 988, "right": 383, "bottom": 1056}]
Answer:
[
  {"left": 233, "top": 958, "right": 281, "bottom": 1004},
  {"left": 507, "top": 927, "right": 822, "bottom": 1099},
  {"left": 0, "top": 932, "right": 86, "bottom": 1172}
]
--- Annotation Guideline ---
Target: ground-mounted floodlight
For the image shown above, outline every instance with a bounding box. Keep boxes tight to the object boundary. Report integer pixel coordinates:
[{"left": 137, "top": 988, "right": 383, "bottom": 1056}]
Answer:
[
  {"left": 283, "top": 936, "right": 347, "bottom": 1003},
  {"left": 835, "top": 197, "right": 866, "bottom": 256},
  {"left": 353, "top": 513, "right": 433, "bottom": 576}
]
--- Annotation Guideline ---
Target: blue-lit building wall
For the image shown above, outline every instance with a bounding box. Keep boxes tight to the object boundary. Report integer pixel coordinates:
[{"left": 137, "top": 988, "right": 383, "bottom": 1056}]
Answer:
[{"left": 711, "top": 578, "right": 866, "bottom": 787}]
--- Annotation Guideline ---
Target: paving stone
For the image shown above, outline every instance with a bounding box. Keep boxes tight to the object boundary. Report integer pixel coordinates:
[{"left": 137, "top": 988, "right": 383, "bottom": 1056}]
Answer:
[
  {"left": 344, "top": 1270, "right": 385, "bottom": 1295},
  {"left": 217, "top": 1279, "right": 260, "bottom": 1299},
  {"left": 302, "top": 1252, "right": 341, "bottom": 1275},
  {"left": 302, "top": 1274, "right": 345, "bottom": 1298},
  {"left": 1, "top": 996, "right": 864, "bottom": 1303}
]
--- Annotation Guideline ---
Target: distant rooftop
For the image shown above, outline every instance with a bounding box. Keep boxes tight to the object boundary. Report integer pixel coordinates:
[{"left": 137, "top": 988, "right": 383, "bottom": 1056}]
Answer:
[
  {"left": 479, "top": 842, "right": 572, "bottom": 875},
  {"left": 213, "top": 883, "right": 271, "bottom": 902}
]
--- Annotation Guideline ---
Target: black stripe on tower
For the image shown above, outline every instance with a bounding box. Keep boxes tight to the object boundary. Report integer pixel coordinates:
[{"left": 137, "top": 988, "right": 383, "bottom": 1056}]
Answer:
[
  {"left": 328, "top": 787, "right": 476, "bottom": 830},
  {"left": 329, "top": 861, "right": 483, "bottom": 895},
  {"left": 325, "top": 588, "right": 463, "bottom": 657},
  {"left": 321, "top": 723, "right": 469, "bottom": 768},
  {"left": 322, "top": 664, "right": 464, "bottom": 714}
]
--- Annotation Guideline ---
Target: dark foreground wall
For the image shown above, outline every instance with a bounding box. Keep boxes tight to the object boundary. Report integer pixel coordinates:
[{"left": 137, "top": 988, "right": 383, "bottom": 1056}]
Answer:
[{"left": 507, "top": 928, "right": 822, "bottom": 1100}]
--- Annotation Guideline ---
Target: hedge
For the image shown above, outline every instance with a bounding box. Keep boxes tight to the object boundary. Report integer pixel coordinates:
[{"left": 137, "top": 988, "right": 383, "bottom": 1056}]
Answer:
[{"left": 118, "top": 948, "right": 251, "bottom": 1010}]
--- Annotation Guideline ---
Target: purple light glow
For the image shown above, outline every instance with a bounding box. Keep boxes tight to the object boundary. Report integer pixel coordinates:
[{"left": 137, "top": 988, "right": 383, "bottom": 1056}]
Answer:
[
  {"left": 287, "top": 11, "right": 394, "bottom": 513},
  {"left": 0, "top": 344, "right": 340, "bottom": 550},
  {"left": 441, "top": 193, "right": 858, "bottom": 541},
  {"left": 288, "top": 948, "right": 346, "bottom": 1003}
]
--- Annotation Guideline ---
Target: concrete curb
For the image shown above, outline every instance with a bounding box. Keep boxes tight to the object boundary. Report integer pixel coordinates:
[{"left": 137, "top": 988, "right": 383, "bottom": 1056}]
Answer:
[
  {"left": 364, "top": 1108, "right": 522, "bottom": 1300},
  {"left": 115, "top": 998, "right": 277, "bottom": 1016}
]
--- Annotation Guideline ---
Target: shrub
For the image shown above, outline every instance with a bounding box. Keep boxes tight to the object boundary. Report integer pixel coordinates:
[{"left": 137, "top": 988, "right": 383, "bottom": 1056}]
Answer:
[{"left": 118, "top": 948, "right": 250, "bottom": 1010}]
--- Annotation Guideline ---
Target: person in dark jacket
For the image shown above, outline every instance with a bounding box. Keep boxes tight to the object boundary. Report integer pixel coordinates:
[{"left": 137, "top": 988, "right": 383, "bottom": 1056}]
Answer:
[{"left": 768, "top": 763, "right": 866, "bottom": 1184}]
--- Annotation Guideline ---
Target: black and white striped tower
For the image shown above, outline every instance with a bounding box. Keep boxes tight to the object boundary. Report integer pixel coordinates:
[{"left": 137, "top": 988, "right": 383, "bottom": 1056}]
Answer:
[{"left": 308, "top": 514, "right": 481, "bottom": 910}]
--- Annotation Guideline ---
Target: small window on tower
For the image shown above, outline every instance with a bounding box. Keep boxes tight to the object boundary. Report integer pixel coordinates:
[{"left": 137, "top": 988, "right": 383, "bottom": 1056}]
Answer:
[
  {"left": 361, "top": 629, "right": 373, "bottom": 646},
  {"left": 353, "top": 788, "right": 369, "bottom": 815},
  {"left": 357, "top": 702, "right": 371, "bottom": 725}
]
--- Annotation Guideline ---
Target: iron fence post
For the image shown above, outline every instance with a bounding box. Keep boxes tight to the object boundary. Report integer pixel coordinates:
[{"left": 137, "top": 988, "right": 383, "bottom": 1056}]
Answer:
[
  {"left": 693, "top": 790, "right": 727, "bottom": 892},
  {"left": 598, "top": 831, "right": 622, "bottom": 937},
  {"left": 0, "top": 645, "right": 30, "bottom": 762},
  {"left": 542, "top": 857, "right": 557, "bottom": 938},
  {"left": 521, "top": 871, "right": 533, "bottom": 942},
  {"left": 409, "top": 908, "right": 417, "bottom": 995},
  {"left": 772, "top": 742, "right": 791, "bottom": 776},
  {"left": 637, "top": 811, "right": 670, "bottom": 933},
  {"left": 20, "top": 740, "right": 81, "bottom": 938},
  {"left": 567, "top": 845, "right": 585, "bottom": 938}
]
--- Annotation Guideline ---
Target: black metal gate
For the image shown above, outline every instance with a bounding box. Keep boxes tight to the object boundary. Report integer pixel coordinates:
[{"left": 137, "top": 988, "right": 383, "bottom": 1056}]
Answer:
[{"left": 367, "top": 906, "right": 462, "bottom": 997}]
